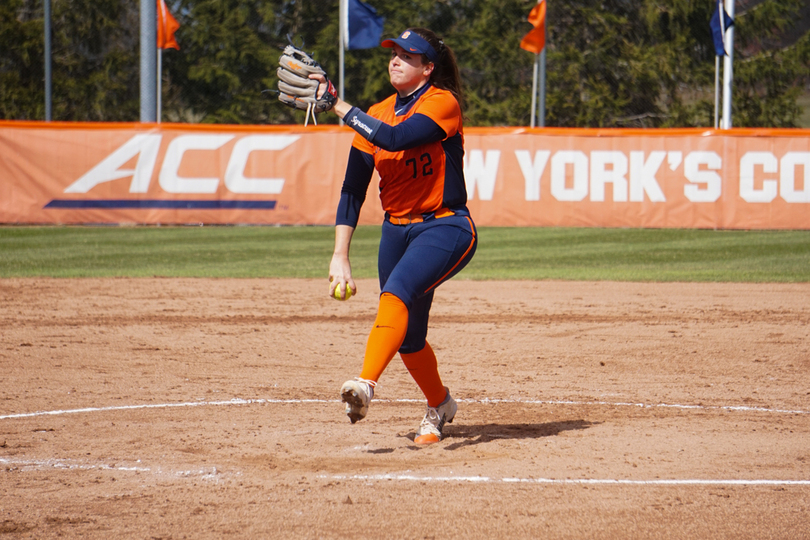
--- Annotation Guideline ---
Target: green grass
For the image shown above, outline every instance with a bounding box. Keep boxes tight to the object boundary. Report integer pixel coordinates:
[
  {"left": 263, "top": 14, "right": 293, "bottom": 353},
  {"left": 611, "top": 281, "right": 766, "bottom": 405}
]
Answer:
[
  {"left": 1, "top": 226, "right": 809, "bottom": 282},
  {"left": 0, "top": 226, "right": 378, "bottom": 279},
  {"left": 466, "top": 227, "right": 810, "bottom": 282}
]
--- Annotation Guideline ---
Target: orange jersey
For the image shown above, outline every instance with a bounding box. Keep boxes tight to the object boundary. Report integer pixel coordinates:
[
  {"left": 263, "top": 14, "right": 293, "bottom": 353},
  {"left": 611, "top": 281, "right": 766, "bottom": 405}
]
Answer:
[{"left": 351, "top": 86, "right": 466, "bottom": 218}]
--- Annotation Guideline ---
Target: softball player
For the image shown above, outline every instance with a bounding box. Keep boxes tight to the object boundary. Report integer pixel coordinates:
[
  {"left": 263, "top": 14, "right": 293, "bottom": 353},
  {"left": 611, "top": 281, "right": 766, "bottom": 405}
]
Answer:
[{"left": 318, "top": 28, "right": 477, "bottom": 444}]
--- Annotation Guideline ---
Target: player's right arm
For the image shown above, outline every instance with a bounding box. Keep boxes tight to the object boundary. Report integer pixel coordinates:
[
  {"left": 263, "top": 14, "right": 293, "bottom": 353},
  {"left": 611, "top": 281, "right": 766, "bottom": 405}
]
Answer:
[
  {"left": 329, "top": 145, "right": 375, "bottom": 298},
  {"left": 329, "top": 224, "right": 355, "bottom": 299}
]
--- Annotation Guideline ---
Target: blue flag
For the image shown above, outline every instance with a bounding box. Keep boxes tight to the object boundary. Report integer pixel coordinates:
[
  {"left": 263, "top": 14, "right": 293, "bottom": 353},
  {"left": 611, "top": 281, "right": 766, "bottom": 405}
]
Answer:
[
  {"left": 710, "top": 0, "right": 734, "bottom": 56},
  {"left": 347, "top": 0, "right": 384, "bottom": 50}
]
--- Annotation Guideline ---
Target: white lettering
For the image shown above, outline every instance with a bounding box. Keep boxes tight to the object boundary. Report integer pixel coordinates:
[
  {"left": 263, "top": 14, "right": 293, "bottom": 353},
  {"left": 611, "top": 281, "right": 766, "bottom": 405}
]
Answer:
[
  {"left": 515, "top": 150, "right": 550, "bottom": 201},
  {"left": 629, "top": 151, "right": 666, "bottom": 202},
  {"left": 351, "top": 116, "right": 373, "bottom": 135},
  {"left": 159, "top": 135, "right": 234, "bottom": 194},
  {"left": 590, "top": 151, "right": 628, "bottom": 202},
  {"left": 550, "top": 151, "right": 588, "bottom": 201},
  {"left": 464, "top": 150, "right": 500, "bottom": 201},
  {"left": 780, "top": 152, "right": 810, "bottom": 203},
  {"left": 224, "top": 135, "right": 298, "bottom": 194},
  {"left": 739, "top": 152, "right": 778, "bottom": 203},
  {"left": 65, "top": 134, "right": 161, "bottom": 193},
  {"left": 684, "top": 151, "right": 722, "bottom": 202}
]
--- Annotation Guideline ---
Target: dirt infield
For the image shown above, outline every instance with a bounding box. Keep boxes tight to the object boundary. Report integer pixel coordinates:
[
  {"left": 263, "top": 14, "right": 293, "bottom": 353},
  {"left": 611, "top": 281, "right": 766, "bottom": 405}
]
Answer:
[{"left": 1, "top": 278, "right": 808, "bottom": 539}]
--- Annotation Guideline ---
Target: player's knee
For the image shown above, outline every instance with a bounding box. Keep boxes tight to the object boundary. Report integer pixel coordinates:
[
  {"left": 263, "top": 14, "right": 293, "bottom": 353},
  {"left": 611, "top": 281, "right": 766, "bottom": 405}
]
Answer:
[{"left": 398, "top": 336, "right": 426, "bottom": 355}]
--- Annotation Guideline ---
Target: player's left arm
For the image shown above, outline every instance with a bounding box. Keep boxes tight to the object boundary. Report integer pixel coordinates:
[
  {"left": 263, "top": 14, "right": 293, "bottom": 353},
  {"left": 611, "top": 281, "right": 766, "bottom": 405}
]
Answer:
[
  {"left": 342, "top": 112, "right": 446, "bottom": 152},
  {"left": 311, "top": 74, "right": 457, "bottom": 151},
  {"left": 341, "top": 92, "right": 460, "bottom": 152}
]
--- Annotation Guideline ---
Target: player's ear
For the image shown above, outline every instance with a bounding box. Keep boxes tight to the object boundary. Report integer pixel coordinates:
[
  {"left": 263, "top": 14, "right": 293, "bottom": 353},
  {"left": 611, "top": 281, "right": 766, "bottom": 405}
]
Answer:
[{"left": 423, "top": 62, "right": 434, "bottom": 78}]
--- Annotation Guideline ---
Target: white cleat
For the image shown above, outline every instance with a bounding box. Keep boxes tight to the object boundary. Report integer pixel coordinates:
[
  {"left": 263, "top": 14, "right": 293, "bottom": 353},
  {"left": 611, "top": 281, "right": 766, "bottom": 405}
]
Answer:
[
  {"left": 414, "top": 387, "right": 457, "bottom": 444},
  {"left": 340, "top": 378, "right": 375, "bottom": 424}
]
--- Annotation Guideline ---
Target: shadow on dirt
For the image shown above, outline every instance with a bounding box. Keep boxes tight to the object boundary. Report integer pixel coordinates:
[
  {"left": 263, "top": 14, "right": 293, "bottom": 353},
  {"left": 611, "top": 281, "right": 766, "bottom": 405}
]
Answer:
[{"left": 439, "top": 419, "right": 599, "bottom": 450}]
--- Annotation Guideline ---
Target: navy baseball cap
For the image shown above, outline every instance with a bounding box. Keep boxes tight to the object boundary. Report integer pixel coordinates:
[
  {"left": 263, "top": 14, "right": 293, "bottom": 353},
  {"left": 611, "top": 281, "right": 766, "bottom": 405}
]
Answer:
[{"left": 381, "top": 30, "right": 439, "bottom": 63}]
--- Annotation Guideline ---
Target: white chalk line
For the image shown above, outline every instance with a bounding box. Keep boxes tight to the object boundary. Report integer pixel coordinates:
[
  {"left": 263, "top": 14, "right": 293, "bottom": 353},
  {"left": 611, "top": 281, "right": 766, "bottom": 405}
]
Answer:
[
  {"left": 0, "top": 457, "right": 225, "bottom": 481},
  {"left": 3, "top": 456, "right": 805, "bottom": 487},
  {"left": 1, "top": 397, "right": 808, "bottom": 421},
  {"left": 0, "top": 398, "right": 318, "bottom": 420},
  {"left": 4, "top": 398, "right": 806, "bottom": 489},
  {"left": 323, "top": 474, "right": 810, "bottom": 487}
]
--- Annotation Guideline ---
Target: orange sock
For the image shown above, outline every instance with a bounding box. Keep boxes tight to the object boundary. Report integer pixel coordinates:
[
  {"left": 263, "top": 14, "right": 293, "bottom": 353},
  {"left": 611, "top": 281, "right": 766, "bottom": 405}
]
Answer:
[
  {"left": 358, "top": 293, "right": 409, "bottom": 383},
  {"left": 401, "top": 341, "right": 447, "bottom": 407}
]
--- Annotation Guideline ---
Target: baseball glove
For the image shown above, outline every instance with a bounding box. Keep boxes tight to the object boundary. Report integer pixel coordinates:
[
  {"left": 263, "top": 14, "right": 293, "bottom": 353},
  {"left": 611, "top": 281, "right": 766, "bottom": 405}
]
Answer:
[{"left": 277, "top": 45, "right": 338, "bottom": 125}]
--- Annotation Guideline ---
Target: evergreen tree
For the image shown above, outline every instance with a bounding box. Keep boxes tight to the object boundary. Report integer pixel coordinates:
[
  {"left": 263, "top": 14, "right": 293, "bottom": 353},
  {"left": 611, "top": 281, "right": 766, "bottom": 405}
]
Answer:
[
  {"left": 1, "top": 0, "right": 808, "bottom": 127},
  {"left": 1, "top": 0, "right": 47, "bottom": 119},
  {"left": 544, "top": 0, "right": 809, "bottom": 127},
  {"left": 733, "top": 0, "right": 810, "bottom": 127},
  {"left": 164, "top": 0, "right": 293, "bottom": 123},
  {"left": 1, "top": 0, "right": 139, "bottom": 121},
  {"left": 52, "top": 0, "right": 140, "bottom": 121}
]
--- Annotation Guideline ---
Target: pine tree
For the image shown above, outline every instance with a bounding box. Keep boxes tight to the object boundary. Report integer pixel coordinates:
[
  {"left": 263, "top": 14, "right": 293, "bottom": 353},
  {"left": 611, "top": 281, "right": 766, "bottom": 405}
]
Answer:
[
  {"left": 732, "top": 0, "right": 810, "bottom": 127},
  {"left": 1, "top": 0, "right": 47, "bottom": 119},
  {"left": 2, "top": 0, "right": 807, "bottom": 126},
  {"left": 1, "top": 0, "right": 140, "bottom": 121},
  {"left": 51, "top": 0, "right": 140, "bottom": 121}
]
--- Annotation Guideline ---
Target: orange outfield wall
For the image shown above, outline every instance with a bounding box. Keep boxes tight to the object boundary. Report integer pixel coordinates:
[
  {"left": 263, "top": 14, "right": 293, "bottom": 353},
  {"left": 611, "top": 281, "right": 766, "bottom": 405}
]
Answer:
[{"left": 1, "top": 121, "right": 808, "bottom": 228}]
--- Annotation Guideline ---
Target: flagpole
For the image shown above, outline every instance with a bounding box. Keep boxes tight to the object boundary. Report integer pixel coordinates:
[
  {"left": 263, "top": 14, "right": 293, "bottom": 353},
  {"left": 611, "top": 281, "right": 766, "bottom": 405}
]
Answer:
[
  {"left": 339, "top": 0, "right": 346, "bottom": 126},
  {"left": 524, "top": 0, "right": 546, "bottom": 128},
  {"left": 721, "top": 0, "right": 735, "bottom": 129},
  {"left": 714, "top": 56, "right": 720, "bottom": 128},
  {"left": 530, "top": 54, "right": 538, "bottom": 128},
  {"left": 538, "top": 3, "right": 546, "bottom": 128},
  {"left": 157, "top": 49, "right": 162, "bottom": 124},
  {"left": 44, "top": 0, "right": 52, "bottom": 121},
  {"left": 140, "top": 0, "right": 157, "bottom": 122},
  {"left": 538, "top": 45, "right": 546, "bottom": 127}
]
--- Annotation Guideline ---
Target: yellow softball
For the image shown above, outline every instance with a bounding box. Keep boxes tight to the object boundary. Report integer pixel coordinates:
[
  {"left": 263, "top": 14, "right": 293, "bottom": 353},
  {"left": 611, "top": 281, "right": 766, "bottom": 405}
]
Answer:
[{"left": 333, "top": 283, "right": 353, "bottom": 301}]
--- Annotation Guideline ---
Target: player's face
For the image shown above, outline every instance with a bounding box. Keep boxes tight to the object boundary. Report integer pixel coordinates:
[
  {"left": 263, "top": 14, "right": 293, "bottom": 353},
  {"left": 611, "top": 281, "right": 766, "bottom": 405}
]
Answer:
[{"left": 389, "top": 44, "right": 434, "bottom": 96}]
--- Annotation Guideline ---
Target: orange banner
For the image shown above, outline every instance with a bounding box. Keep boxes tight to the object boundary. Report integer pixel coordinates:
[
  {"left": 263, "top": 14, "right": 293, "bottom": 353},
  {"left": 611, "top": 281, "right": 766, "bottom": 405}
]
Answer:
[{"left": 1, "top": 121, "right": 808, "bottom": 229}]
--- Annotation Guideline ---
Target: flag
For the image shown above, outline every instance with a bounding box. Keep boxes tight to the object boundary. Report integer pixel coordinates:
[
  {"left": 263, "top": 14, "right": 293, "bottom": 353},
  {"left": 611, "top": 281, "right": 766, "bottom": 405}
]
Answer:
[
  {"left": 157, "top": 0, "right": 180, "bottom": 50},
  {"left": 709, "top": 0, "right": 734, "bottom": 56},
  {"left": 345, "top": 0, "right": 384, "bottom": 50},
  {"left": 520, "top": 1, "right": 546, "bottom": 54}
]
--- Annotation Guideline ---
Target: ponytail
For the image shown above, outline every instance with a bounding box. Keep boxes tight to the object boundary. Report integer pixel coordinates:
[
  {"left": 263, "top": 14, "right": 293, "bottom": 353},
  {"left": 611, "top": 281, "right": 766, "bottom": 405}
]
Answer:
[{"left": 410, "top": 28, "right": 465, "bottom": 112}]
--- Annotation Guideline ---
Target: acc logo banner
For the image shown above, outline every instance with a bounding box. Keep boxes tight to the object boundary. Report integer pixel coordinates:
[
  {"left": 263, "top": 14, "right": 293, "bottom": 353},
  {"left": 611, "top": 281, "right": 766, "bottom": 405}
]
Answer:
[
  {"left": 0, "top": 125, "right": 352, "bottom": 225},
  {"left": 0, "top": 122, "right": 808, "bottom": 228},
  {"left": 62, "top": 134, "right": 296, "bottom": 200}
]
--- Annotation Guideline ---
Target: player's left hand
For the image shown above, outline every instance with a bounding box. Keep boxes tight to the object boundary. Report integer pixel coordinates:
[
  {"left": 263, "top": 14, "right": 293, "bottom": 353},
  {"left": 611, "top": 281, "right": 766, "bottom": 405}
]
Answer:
[{"left": 277, "top": 45, "right": 338, "bottom": 121}]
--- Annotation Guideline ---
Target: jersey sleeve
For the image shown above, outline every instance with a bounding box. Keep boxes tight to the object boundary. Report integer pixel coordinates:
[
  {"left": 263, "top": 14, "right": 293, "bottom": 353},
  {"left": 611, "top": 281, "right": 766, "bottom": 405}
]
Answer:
[{"left": 415, "top": 92, "right": 461, "bottom": 138}]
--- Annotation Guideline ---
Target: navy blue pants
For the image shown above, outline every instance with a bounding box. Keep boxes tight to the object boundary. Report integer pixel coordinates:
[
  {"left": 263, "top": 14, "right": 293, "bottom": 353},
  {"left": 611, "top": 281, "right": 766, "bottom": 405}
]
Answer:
[{"left": 378, "top": 212, "right": 477, "bottom": 354}]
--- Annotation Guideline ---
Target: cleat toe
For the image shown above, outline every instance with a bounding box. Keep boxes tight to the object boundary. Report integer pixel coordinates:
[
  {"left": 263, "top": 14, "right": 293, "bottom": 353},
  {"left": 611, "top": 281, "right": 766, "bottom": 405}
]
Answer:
[{"left": 414, "top": 433, "right": 441, "bottom": 445}]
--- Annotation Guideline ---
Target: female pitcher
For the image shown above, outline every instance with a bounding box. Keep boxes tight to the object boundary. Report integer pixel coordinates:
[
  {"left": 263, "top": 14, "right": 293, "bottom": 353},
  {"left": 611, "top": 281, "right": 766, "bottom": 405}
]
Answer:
[{"left": 317, "top": 28, "right": 477, "bottom": 444}]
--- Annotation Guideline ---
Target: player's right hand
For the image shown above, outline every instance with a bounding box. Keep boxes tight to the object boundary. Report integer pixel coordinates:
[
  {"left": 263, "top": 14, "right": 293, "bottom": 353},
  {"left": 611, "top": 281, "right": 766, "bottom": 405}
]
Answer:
[{"left": 329, "top": 254, "right": 356, "bottom": 300}]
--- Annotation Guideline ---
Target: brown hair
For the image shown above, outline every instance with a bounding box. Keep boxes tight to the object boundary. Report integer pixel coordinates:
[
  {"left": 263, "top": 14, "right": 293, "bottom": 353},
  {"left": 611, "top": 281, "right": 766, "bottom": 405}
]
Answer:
[{"left": 410, "top": 28, "right": 465, "bottom": 111}]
